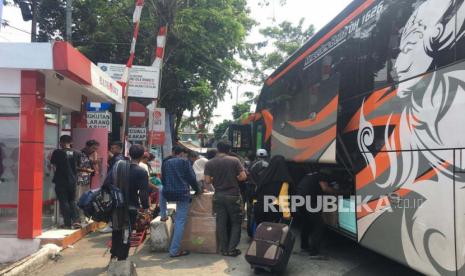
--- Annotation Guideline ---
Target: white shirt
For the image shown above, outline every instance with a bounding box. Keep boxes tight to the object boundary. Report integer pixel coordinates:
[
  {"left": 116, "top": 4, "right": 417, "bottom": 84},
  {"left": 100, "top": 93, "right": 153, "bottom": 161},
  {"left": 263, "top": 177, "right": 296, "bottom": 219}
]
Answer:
[{"left": 193, "top": 157, "right": 208, "bottom": 182}]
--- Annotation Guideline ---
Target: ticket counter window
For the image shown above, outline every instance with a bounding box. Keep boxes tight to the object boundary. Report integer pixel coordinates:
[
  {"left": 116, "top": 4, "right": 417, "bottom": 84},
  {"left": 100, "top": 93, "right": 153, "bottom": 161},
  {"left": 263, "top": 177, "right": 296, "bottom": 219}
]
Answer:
[
  {"left": 0, "top": 97, "right": 20, "bottom": 235},
  {"left": 43, "top": 104, "right": 60, "bottom": 229}
]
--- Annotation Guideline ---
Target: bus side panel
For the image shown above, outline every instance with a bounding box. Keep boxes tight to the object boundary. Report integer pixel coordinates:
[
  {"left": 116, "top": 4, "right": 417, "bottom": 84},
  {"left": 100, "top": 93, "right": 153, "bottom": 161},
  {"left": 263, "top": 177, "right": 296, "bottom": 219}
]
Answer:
[
  {"left": 356, "top": 150, "right": 456, "bottom": 276},
  {"left": 455, "top": 150, "right": 465, "bottom": 276}
]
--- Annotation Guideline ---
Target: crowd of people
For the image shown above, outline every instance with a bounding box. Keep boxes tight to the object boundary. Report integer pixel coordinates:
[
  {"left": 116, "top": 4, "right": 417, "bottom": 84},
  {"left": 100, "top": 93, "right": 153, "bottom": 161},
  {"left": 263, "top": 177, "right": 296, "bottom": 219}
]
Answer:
[{"left": 50, "top": 135, "right": 342, "bottom": 263}]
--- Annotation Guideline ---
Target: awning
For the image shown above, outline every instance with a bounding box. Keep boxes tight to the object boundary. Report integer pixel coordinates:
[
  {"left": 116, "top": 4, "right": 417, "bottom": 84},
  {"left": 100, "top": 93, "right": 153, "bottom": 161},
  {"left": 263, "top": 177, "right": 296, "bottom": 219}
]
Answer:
[
  {"left": 0, "top": 42, "right": 122, "bottom": 104},
  {"left": 178, "top": 140, "right": 209, "bottom": 154}
]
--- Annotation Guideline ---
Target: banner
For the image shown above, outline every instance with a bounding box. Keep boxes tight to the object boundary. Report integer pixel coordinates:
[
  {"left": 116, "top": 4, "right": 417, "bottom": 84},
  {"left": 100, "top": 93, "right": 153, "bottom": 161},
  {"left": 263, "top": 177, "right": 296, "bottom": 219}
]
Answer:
[
  {"left": 87, "top": 111, "right": 112, "bottom": 132},
  {"left": 98, "top": 63, "right": 159, "bottom": 99},
  {"left": 128, "top": 127, "right": 147, "bottom": 141},
  {"left": 163, "top": 113, "right": 173, "bottom": 158},
  {"left": 149, "top": 146, "right": 163, "bottom": 174},
  {"left": 148, "top": 106, "right": 166, "bottom": 145}
]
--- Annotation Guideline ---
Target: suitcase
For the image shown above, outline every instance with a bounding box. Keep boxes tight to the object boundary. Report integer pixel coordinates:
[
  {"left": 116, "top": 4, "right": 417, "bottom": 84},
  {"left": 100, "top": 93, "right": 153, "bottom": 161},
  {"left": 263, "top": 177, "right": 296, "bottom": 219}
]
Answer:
[{"left": 245, "top": 221, "right": 295, "bottom": 274}]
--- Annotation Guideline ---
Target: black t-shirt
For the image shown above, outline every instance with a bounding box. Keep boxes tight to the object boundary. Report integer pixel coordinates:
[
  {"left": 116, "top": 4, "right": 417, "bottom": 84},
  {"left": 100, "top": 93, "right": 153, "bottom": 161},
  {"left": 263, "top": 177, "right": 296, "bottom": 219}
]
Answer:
[
  {"left": 103, "top": 163, "right": 149, "bottom": 209},
  {"left": 296, "top": 172, "right": 322, "bottom": 209},
  {"left": 51, "top": 148, "right": 81, "bottom": 188},
  {"left": 128, "top": 164, "right": 149, "bottom": 209}
]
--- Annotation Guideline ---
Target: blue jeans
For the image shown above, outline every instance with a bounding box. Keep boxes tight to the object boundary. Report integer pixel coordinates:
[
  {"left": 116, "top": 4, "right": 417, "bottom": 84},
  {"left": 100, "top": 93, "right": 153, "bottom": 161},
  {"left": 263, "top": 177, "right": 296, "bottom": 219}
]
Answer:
[
  {"left": 169, "top": 200, "right": 190, "bottom": 256},
  {"left": 159, "top": 186, "right": 168, "bottom": 218}
]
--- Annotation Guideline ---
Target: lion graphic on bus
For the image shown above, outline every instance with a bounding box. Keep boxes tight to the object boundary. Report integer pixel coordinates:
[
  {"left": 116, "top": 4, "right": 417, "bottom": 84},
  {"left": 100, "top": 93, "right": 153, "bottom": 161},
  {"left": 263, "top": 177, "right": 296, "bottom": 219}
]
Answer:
[{"left": 357, "top": 0, "right": 465, "bottom": 274}]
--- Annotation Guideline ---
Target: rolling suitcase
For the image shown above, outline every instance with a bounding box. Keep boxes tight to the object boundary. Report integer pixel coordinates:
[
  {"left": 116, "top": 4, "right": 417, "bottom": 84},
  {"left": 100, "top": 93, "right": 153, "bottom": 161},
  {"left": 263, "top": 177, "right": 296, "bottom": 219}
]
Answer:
[{"left": 245, "top": 221, "right": 295, "bottom": 274}]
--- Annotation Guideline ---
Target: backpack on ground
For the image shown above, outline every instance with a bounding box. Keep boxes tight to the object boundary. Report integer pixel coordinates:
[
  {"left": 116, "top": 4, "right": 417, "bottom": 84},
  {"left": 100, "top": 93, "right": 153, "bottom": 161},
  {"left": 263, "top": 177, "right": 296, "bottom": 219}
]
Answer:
[{"left": 245, "top": 220, "right": 295, "bottom": 274}]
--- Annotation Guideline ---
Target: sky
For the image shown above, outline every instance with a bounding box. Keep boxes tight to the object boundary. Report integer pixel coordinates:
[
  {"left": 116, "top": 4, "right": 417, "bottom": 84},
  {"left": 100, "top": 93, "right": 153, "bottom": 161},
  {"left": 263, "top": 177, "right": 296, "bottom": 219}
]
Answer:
[
  {"left": 0, "top": 0, "right": 353, "bottom": 126},
  {"left": 213, "top": 0, "right": 353, "bottom": 126}
]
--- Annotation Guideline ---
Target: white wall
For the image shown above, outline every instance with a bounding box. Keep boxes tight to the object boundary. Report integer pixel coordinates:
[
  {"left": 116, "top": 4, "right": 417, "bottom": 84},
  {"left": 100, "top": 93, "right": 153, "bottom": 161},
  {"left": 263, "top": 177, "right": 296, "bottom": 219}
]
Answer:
[
  {"left": 0, "top": 69, "right": 20, "bottom": 95},
  {"left": 0, "top": 238, "right": 40, "bottom": 263}
]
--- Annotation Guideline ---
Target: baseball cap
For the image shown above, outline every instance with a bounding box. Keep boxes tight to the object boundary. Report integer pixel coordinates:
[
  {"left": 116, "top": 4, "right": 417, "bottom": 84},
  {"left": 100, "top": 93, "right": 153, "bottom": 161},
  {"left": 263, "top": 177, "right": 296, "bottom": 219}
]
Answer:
[{"left": 256, "top": 149, "right": 268, "bottom": 157}]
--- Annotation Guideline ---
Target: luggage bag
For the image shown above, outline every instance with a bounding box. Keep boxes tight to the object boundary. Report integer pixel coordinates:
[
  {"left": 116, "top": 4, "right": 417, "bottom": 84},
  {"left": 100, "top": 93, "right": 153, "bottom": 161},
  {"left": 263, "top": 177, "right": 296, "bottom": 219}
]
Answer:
[{"left": 245, "top": 221, "right": 295, "bottom": 274}]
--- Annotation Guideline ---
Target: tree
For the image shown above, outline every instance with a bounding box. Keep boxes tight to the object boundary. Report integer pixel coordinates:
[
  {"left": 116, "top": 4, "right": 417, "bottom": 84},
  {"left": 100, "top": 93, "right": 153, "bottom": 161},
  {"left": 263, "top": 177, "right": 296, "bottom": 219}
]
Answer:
[
  {"left": 242, "top": 18, "right": 315, "bottom": 86},
  {"left": 232, "top": 102, "right": 251, "bottom": 120},
  {"left": 213, "top": 119, "right": 233, "bottom": 141},
  {"left": 159, "top": 0, "right": 254, "bottom": 140},
  {"left": 31, "top": 0, "right": 254, "bottom": 142}
]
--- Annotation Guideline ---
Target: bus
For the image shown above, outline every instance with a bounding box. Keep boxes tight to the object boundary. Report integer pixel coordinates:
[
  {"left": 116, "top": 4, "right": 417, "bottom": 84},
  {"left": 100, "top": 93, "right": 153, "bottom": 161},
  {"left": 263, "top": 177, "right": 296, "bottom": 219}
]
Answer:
[{"left": 253, "top": 0, "right": 465, "bottom": 275}]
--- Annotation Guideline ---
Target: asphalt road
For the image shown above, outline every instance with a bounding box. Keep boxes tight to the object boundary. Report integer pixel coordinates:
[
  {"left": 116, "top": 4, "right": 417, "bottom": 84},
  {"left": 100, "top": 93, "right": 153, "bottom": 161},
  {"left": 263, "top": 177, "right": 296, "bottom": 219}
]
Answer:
[{"left": 37, "top": 228, "right": 421, "bottom": 276}]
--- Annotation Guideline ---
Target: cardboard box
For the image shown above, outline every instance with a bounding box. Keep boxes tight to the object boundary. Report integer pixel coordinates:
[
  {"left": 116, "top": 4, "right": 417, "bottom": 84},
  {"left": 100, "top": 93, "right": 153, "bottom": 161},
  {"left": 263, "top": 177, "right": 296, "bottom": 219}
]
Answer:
[
  {"left": 181, "top": 216, "right": 217, "bottom": 253},
  {"left": 189, "top": 192, "right": 214, "bottom": 217}
]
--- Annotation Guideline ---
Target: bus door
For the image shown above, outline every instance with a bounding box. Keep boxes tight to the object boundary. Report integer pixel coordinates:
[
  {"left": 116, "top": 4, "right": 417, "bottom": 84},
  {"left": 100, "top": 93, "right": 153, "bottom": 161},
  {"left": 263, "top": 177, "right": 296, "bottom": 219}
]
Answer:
[{"left": 356, "top": 149, "right": 456, "bottom": 276}]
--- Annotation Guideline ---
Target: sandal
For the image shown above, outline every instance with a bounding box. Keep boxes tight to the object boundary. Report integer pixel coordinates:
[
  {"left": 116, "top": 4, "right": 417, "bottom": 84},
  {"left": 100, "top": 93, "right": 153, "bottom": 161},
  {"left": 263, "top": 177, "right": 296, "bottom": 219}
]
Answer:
[
  {"left": 229, "top": 249, "right": 241, "bottom": 257},
  {"left": 170, "top": 250, "right": 190, "bottom": 258},
  {"left": 222, "top": 249, "right": 241, "bottom": 257}
]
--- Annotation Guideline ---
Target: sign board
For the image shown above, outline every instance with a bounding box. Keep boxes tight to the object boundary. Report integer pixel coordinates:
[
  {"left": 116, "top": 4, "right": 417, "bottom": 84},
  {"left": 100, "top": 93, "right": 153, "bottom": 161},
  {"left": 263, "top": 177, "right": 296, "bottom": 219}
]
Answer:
[
  {"left": 148, "top": 107, "right": 166, "bottom": 145},
  {"left": 90, "top": 64, "right": 123, "bottom": 104},
  {"left": 149, "top": 146, "right": 163, "bottom": 174},
  {"left": 87, "top": 111, "right": 112, "bottom": 132},
  {"left": 86, "top": 102, "right": 111, "bottom": 112},
  {"left": 128, "top": 127, "right": 147, "bottom": 141},
  {"left": 129, "top": 101, "right": 147, "bottom": 126},
  {"left": 148, "top": 131, "right": 165, "bottom": 145},
  {"left": 98, "top": 63, "right": 159, "bottom": 99},
  {"left": 151, "top": 108, "right": 165, "bottom": 132}
]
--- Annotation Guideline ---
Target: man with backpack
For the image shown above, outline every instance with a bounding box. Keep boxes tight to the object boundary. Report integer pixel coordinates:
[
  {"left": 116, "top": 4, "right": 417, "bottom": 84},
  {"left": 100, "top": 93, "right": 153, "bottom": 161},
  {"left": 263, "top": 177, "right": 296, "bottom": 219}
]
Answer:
[
  {"left": 249, "top": 149, "right": 269, "bottom": 186},
  {"left": 104, "top": 144, "right": 150, "bottom": 261},
  {"left": 51, "top": 135, "right": 81, "bottom": 229},
  {"left": 161, "top": 145, "right": 200, "bottom": 257}
]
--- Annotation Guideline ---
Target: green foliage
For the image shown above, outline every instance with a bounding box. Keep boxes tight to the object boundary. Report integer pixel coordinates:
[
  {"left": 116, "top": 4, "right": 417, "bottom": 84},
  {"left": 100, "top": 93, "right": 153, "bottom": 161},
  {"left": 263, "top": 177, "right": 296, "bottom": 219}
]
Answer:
[
  {"left": 34, "top": 0, "right": 253, "bottom": 141},
  {"left": 232, "top": 102, "right": 250, "bottom": 120},
  {"left": 243, "top": 18, "right": 315, "bottom": 86},
  {"left": 158, "top": 0, "right": 254, "bottom": 139},
  {"left": 213, "top": 119, "right": 233, "bottom": 141}
]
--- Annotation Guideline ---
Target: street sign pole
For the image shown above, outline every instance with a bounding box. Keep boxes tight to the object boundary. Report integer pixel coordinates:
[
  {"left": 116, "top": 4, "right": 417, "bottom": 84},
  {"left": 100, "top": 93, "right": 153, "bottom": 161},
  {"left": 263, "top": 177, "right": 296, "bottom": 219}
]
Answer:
[{"left": 120, "top": 81, "right": 132, "bottom": 152}]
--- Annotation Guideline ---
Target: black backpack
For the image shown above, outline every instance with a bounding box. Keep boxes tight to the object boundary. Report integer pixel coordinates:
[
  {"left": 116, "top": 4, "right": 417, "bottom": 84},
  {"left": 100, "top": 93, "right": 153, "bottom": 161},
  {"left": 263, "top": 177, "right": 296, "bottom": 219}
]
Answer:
[{"left": 77, "top": 161, "right": 127, "bottom": 222}]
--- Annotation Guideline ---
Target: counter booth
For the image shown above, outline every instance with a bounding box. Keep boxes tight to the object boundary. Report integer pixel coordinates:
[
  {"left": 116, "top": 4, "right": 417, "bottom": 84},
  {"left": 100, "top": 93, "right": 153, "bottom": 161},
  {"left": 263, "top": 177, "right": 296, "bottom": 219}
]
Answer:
[{"left": 0, "top": 42, "right": 122, "bottom": 262}]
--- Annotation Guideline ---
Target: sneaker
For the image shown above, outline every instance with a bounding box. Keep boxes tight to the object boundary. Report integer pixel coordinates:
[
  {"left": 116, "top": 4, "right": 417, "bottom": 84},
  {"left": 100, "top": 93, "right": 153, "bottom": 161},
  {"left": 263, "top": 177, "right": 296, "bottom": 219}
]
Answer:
[{"left": 99, "top": 225, "right": 113, "bottom": 233}]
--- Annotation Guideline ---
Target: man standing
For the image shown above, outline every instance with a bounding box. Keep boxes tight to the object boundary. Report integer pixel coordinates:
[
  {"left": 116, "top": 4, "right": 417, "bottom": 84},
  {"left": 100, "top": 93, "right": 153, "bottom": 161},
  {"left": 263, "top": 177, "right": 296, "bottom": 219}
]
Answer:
[
  {"left": 249, "top": 149, "right": 269, "bottom": 186},
  {"left": 76, "top": 140, "right": 100, "bottom": 224},
  {"left": 162, "top": 146, "right": 200, "bottom": 257},
  {"left": 205, "top": 140, "right": 247, "bottom": 257},
  {"left": 105, "top": 144, "right": 149, "bottom": 261},
  {"left": 51, "top": 135, "right": 81, "bottom": 229},
  {"left": 296, "top": 168, "right": 338, "bottom": 257},
  {"left": 188, "top": 151, "right": 210, "bottom": 191},
  {"left": 108, "top": 141, "right": 125, "bottom": 172}
]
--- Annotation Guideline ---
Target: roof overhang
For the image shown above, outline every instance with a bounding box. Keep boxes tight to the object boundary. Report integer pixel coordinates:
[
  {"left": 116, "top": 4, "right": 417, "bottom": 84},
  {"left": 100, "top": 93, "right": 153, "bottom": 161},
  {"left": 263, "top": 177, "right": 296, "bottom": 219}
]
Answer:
[{"left": 0, "top": 42, "right": 122, "bottom": 104}]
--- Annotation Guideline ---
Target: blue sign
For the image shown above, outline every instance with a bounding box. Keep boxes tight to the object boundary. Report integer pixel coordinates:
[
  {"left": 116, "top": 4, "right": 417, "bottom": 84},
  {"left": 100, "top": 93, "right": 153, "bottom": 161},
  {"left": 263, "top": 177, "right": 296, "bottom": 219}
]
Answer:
[{"left": 86, "top": 102, "right": 111, "bottom": 112}]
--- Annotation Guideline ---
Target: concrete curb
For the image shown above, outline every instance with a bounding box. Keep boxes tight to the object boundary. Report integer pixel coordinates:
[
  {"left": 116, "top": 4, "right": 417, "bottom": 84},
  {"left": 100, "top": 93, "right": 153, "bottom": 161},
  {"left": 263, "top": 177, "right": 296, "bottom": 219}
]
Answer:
[{"left": 0, "top": 244, "right": 62, "bottom": 276}]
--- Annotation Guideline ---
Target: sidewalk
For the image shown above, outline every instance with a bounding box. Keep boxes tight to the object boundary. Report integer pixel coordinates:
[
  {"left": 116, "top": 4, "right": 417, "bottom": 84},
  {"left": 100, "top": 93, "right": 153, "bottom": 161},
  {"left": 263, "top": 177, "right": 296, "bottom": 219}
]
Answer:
[{"left": 35, "top": 229, "right": 419, "bottom": 276}]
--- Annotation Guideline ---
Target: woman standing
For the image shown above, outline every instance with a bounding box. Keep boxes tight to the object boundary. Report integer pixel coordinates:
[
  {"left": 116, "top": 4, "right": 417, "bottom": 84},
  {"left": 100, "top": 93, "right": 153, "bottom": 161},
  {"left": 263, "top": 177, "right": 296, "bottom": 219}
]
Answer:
[{"left": 253, "top": 155, "right": 293, "bottom": 225}]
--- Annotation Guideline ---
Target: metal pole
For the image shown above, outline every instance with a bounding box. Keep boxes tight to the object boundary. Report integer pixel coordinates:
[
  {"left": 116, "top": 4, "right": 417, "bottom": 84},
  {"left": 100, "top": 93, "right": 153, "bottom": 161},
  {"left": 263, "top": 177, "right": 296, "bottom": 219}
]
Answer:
[
  {"left": 66, "top": 0, "right": 73, "bottom": 42},
  {"left": 31, "top": 0, "right": 37, "bottom": 42},
  {"left": 120, "top": 84, "right": 131, "bottom": 150}
]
